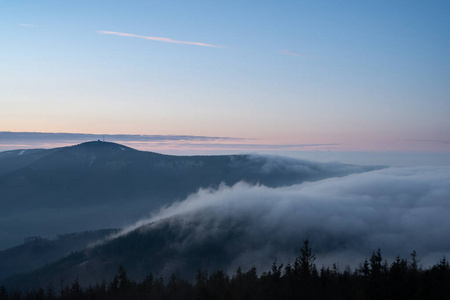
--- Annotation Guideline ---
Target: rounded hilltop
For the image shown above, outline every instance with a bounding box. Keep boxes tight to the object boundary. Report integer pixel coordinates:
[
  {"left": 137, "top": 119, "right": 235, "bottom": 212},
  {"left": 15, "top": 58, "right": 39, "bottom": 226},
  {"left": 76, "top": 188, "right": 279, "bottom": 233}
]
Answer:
[{"left": 71, "top": 140, "right": 135, "bottom": 151}]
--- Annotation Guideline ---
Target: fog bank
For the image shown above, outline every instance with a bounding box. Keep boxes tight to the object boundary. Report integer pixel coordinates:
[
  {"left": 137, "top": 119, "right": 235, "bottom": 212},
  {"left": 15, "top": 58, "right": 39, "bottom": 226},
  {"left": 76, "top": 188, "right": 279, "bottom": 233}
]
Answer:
[{"left": 123, "top": 166, "right": 450, "bottom": 270}]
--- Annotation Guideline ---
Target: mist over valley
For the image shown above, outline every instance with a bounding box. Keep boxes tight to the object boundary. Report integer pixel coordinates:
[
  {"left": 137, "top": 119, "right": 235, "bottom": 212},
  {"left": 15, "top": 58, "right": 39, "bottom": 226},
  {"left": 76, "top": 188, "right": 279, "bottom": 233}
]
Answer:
[{"left": 1, "top": 141, "right": 449, "bottom": 291}]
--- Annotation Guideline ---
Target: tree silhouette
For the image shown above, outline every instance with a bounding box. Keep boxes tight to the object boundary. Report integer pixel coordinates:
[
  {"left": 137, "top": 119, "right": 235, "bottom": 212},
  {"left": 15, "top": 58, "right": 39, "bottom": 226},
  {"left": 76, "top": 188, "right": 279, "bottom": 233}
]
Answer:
[
  {"left": 2, "top": 245, "right": 450, "bottom": 300},
  {"left": 294, "top": 239, "right": 317, "bottom": 278},
  {"left": 0, "top": 286, "right": 6, "bottom": 300}
]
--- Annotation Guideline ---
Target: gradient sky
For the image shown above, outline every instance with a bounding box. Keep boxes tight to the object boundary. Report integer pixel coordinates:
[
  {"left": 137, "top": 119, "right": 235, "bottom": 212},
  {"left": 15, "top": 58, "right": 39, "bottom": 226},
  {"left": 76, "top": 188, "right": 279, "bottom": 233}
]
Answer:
[{"left": 1, "top": 0, "right": 449, "bottom": 152}]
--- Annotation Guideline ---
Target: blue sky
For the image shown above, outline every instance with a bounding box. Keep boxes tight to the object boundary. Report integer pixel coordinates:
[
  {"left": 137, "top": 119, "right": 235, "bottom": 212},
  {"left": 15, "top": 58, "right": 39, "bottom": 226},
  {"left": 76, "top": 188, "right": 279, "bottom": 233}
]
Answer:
[{"left": 1, "top": 0, "right": 449, "bottom": 153}]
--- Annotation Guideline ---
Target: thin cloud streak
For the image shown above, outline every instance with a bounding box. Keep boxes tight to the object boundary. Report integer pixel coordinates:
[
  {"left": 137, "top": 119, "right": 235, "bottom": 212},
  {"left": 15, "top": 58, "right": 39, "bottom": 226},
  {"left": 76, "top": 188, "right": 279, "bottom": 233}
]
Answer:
[
  {"left": 97, "top": 31, "right": 222, "bottom": 48},
  {"left": 278, "top": 50, "right": 308, "bottom": 57},
  {"left": 163, "top": 142, "right": 340, "bottom": 149},
  {"left": 406, "top": 139, "right": 450, "bottom": 145}
]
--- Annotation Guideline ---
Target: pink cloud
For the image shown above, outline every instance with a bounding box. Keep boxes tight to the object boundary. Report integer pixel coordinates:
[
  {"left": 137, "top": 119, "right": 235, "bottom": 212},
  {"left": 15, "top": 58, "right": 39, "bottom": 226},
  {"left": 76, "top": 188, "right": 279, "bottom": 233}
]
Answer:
[{"left": 97, "top": 31, "right": 222, "bottom": 48}]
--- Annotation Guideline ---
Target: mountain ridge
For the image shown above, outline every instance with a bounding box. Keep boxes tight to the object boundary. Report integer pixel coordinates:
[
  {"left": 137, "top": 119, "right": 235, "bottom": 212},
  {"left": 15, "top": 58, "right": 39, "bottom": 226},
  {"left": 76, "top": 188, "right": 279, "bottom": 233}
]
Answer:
[{"left": 0, "top": 141, "right": 382, "bottom": 250}]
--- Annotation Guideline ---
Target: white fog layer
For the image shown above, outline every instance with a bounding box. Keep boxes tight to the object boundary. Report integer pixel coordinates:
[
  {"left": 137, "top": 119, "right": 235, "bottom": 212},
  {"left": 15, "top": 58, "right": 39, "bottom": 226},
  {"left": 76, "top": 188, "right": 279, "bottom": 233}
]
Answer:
[{"left": 121, "top": 166, "right": 450, "bottom": 270}]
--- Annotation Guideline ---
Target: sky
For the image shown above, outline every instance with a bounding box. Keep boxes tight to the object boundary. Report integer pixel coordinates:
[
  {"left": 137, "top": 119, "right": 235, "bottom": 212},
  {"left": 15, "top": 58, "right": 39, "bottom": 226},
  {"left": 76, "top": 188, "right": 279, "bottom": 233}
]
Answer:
[{"left": 1, "top": 0, "right": 450, "bottom": 154}]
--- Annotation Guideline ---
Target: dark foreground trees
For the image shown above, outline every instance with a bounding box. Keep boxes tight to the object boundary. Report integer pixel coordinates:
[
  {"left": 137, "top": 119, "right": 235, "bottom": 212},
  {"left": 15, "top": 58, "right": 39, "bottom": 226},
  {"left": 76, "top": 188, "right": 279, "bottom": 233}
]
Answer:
[{"left": 1, "top": 241, "right": 450, "bottom": 300}]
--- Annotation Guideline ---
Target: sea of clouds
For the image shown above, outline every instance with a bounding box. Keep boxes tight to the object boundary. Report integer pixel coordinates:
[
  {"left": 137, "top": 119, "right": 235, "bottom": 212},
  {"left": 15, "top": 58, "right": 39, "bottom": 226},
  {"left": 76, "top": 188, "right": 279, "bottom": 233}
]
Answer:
[{"left": 121, "top": 165, "right": 450, "bottom": 271}]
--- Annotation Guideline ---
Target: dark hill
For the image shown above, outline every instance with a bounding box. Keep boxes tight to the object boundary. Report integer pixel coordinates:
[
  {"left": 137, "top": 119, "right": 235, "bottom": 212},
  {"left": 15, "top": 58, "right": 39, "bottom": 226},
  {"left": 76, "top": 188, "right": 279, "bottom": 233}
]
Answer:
[
  {"left": 0, "top": 141, "right": 381, "bottom": 249},
  {"left": 0, "top": 229, "right": 118, "bottom": 280},
  {"left": 0, "top": 208, "right": 373, "bottom": 289}
]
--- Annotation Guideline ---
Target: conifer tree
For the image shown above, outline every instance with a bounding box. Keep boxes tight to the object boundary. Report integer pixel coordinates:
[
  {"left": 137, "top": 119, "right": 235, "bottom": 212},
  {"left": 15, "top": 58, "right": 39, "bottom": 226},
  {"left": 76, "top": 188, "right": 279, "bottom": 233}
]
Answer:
[{"left": 295, "top": 239, "right": 317, "bottom": 278}]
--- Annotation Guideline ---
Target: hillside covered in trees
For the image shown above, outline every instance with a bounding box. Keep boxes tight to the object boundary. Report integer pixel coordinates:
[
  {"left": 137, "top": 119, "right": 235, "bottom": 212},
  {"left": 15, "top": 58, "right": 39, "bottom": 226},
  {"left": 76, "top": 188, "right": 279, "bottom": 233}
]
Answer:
[
  {"left": 1, "top": 241, "right": 449, "bottom": 300},
  {"left": 0, "top": 141, "right": 378, "bottom": 250}
]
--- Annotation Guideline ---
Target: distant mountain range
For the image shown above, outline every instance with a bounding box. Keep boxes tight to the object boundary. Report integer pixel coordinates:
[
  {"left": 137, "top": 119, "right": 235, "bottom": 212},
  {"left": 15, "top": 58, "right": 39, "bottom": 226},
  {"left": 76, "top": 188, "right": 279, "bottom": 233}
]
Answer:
[{"left": 0, "top": 141, "right": 383, "bottom": 287}]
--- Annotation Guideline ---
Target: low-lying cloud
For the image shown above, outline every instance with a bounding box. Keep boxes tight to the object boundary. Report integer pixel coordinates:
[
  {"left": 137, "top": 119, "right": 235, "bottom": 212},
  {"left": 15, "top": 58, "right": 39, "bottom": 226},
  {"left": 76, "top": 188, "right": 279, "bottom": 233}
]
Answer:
[
  {"left": 121, "top": 165, "right": 450, "bottom": 271},
  {"left": 0, "top": 131, "right": 341, "bottom": 153},
  {"left": 0, "top": 131, "right": 241, "bottom": 142},
  {"left": 0, "top": 131, "right": 243, "bottom": 151}
]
